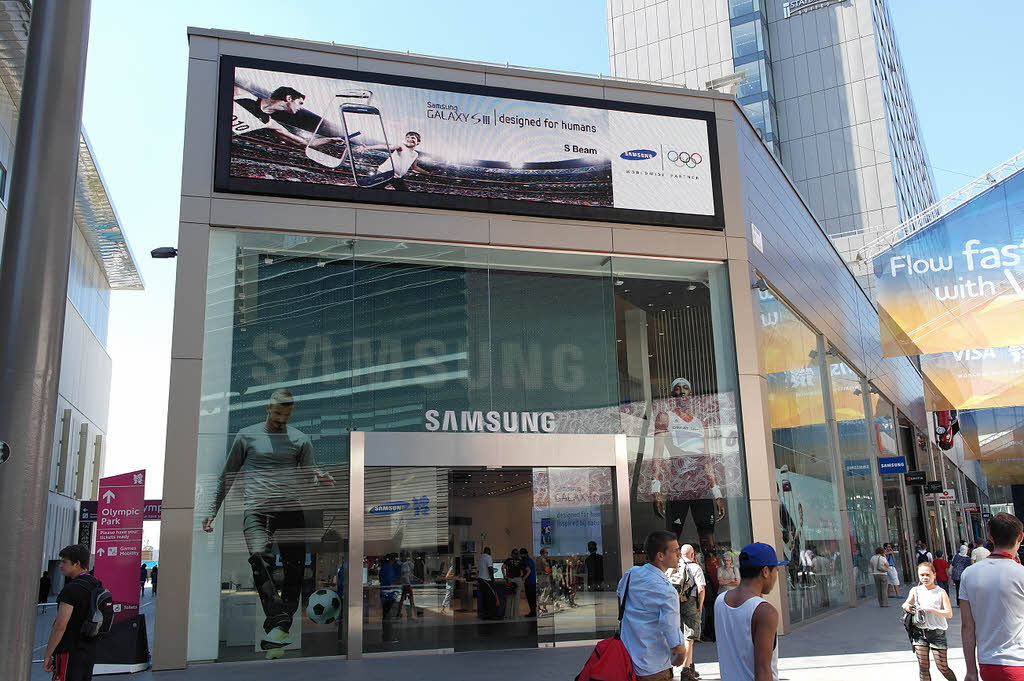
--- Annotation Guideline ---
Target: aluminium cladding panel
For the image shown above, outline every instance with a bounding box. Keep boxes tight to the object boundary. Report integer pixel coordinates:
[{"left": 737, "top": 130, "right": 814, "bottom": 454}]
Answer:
[
  {"left": 732, "top": 114, "right": 925, "bottom": 428},
  {"left": 204, "top": 38, "right": 725, "bottom": 230}
]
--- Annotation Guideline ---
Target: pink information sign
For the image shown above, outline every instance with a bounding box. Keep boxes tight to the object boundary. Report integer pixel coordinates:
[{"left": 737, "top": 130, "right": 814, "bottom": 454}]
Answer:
[{"left": 93, "top": 470, "right": 145, "bottom": 624}]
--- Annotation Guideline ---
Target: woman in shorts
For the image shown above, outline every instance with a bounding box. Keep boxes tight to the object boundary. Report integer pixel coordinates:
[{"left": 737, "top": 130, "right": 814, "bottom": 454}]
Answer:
[{"left": 902, "top": 561, "right": 957, "bottom": 681}]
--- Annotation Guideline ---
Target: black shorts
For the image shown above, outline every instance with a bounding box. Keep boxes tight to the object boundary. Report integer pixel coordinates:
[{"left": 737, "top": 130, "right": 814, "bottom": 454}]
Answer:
[
  {"left": 53, "top": 646, "right": 96, "bottom": 681},
  {"left": 911, "top": 628, "right": 948, "bottom": 650},
  {"left": 666, "top": 498, "right": 716, "bottom": 535}
]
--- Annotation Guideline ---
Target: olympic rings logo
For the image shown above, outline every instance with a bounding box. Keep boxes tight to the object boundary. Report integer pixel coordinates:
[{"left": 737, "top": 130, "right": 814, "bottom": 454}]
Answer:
[{"left": 666, "top": 150, "right": 703, "bottom": 168}]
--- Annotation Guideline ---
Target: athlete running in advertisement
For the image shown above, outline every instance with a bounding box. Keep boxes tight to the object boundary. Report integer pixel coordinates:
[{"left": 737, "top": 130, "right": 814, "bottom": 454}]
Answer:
[
  {"left": 651, "top": 377, "right": 726, "bottom": 584},
  {"left": 203, "top": 388, "right": 334, "bottom": 659}
]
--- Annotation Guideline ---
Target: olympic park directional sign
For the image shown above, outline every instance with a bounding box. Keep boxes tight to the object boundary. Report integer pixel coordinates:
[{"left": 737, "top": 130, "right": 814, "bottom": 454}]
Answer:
[
  {"left": 81, "top": 499, "right": 162, "bottom": 522},
  {"left": 92, "top": 470, "right": 150, "bottom": 672}
]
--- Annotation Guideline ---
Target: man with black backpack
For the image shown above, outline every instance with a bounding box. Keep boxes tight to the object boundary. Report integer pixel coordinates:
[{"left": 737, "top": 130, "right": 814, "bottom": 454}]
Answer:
[{"left": 43, "top": 544, "right": 108, "bottom": 681}]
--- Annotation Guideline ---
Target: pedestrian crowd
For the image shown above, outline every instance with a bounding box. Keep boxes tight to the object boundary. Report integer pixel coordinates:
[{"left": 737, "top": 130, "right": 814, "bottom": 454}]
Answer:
[{"left": 606, "top": 513, "right": 1023, "bottom": 681}]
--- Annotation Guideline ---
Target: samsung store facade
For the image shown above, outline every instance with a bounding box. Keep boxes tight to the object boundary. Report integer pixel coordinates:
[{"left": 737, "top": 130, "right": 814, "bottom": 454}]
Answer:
[{"left": 154, "top": 28, "right": 938, "bottom": 669}]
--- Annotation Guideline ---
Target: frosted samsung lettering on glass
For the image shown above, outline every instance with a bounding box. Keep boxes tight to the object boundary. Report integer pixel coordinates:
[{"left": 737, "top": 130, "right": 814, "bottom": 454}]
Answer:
[{"left": 217, "top": 58, "right": 720, "bottom": 227}]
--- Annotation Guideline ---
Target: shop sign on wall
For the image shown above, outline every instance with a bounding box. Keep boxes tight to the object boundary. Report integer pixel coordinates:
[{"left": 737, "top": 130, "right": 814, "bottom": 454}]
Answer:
[
  {"left": 425, "top": 409, "right": 556, "bottom": 433},
  {"left": 904, "top": 470, "right": 926, "bottom": 485},
  {"left": 783, "top": 0, "right": 846, "bottom": 19},
  {"left": 924, "top": 489, "right": 957, "bottom": 503},
  {"left": 878, "top": 456, "right": 908, "bottom": 474}
]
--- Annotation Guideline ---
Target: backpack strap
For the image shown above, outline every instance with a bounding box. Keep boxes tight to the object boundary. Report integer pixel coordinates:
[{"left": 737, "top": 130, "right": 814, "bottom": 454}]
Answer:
[{"left": 617, "top": 572, "right": 631, "bottom": 627}]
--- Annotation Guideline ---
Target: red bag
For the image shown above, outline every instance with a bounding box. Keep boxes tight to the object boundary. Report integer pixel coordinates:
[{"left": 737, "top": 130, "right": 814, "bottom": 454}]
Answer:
[
  {"left": 575, "top": 573, "right": 636, "bottom": 681},
  {"left": 575, "top": 636, "right": 636, "bottom": 681}
]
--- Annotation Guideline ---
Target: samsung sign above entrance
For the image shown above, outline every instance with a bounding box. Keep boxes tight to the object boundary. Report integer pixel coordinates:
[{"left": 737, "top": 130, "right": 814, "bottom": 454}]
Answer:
[{"left": 425, "top": 410, "right": 556, "bottom": 433}]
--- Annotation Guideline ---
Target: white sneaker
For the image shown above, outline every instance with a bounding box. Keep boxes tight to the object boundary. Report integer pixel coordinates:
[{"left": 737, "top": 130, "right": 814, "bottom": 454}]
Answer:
[{"left": 260, "top": 626, "right": 292, "bottom": 650}]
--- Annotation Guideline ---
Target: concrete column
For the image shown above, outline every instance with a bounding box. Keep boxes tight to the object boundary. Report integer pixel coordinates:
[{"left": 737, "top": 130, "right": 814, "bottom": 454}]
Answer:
[{"left": 0, "top": 1, "right": 91, "bottom": 679}]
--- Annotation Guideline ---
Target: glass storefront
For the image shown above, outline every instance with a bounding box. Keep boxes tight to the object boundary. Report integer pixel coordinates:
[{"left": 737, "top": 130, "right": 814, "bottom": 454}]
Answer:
[
  {"left": 829, "top": 359, "right": 881, "bottom": 599},
  {"left": 874, "top": 396, "right": 912, "bottom": 580},
  {"left": 619, "top": 258, "right": 750, "bottom": 642},
  {"left": 188, "top": 229, "right": 746, "bottom": 661},
  {"left": 757, "top": 289, "right": 846, "bottom": 624}
]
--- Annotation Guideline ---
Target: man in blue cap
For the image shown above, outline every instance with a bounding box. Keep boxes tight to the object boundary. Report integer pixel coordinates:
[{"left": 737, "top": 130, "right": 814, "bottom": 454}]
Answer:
[{"left": 714, "top": 542, "right": 786, "bottom": 681}]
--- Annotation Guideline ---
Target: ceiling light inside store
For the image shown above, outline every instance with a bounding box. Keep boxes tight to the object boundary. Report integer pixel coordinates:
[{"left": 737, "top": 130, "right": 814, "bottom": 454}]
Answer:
[
  {"left": 615, "top": 280, "right": 624, "bottom": 286},
  {"left": 687, "top": 283, "right": 697, "bottom": 291}
]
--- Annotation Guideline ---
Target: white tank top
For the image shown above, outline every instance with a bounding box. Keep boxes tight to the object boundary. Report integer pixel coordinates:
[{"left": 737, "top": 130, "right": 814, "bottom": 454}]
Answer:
[
  {"left": 913, "top": 585, "right": 948, "bottom": 631},
  {"left": 715, "top": 592, "right": 779, "bottom": 681}
]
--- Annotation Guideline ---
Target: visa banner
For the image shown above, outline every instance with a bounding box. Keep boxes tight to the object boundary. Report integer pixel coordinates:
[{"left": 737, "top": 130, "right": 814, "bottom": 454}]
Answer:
[
  {"left": 959, "top": 407, "right": 1024, "bottom": 461},
  {"left": 873, "top": 169, "right": 1024, "bottom": 357},
  {"left": 980, "top": 459, "right": 1024, "bottom": 485},
  {"left": 922, "top": 346, "right": 1024, "bottom": 411}
]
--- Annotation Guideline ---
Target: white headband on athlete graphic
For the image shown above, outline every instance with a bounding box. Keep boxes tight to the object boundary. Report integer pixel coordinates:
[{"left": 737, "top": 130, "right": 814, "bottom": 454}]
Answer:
[{"left": 670, "top": 378, "right": 692, "bottom": 391}]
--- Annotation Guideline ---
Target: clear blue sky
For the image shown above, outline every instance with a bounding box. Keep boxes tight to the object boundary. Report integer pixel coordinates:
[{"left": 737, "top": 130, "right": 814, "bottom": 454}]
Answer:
[{"left": 83, "top": 1, "right": 1024, "bottom": 507}]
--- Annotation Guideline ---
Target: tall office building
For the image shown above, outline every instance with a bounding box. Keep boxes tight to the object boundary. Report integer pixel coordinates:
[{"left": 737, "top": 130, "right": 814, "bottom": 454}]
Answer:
[
  {"left": 0, "top": 1, "right": 143, "bottom": 597},
  {"left": 606, "top": 0, "right": 937, "bottom": 273}
]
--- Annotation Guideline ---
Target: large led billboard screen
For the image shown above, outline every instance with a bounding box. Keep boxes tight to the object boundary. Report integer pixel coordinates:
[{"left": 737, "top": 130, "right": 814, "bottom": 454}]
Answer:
[{"left": 215, "top": 57, "right": 723, "bottom": 228}]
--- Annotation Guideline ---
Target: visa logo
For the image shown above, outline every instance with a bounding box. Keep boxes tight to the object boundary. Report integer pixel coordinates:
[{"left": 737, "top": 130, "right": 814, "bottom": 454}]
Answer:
[
  {"left": 952, "top": 348, "right": 996, "bottom": 361},
  {"left": 620, "top": 149, "right": 657, "bottom": 160}
]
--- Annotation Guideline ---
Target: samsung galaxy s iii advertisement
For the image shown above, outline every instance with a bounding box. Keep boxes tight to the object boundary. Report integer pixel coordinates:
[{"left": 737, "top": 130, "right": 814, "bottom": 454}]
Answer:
[{"left": 215, "top": 57, "right": 723, "bottom": 228}]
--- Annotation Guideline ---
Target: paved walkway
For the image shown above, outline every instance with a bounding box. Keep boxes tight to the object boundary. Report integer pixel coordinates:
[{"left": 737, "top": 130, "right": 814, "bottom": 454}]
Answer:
[{"left": 30, "top": 586, "right": 970, "bottom": 680}]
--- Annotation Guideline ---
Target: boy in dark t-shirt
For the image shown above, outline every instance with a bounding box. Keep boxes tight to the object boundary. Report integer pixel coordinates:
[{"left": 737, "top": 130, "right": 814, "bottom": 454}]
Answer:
[{"left": 43, "top": 544, "right": 101, "bottom": 681}]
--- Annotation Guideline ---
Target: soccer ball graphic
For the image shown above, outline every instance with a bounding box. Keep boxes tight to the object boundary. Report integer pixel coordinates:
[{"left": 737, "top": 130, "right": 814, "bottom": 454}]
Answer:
[{"left": 306, "top": 589, "right": 341, "bottom": 625}]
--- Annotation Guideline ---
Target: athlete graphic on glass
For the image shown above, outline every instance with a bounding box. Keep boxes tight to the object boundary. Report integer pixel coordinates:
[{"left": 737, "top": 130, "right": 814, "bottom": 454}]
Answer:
[
  {"left": 203, "top": 389, "right": 334, "bottom": 659},
  {"left": 651, "top": 377, "right": 726, "bottom": 580}
]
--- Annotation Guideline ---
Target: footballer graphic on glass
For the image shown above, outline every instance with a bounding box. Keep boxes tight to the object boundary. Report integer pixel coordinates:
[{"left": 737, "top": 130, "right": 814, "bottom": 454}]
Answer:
[{"left": 203, "top": 389, "right": 334, "bottom": 659}]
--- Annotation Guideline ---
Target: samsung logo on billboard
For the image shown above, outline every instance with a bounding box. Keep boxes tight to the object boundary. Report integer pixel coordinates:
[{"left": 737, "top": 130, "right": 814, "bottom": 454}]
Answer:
[
  {"left": 425, "top": 410, "right": 556, "bottom": 433},
  {"left": 368, "top": 502, "right": 411, "bottom": 515},
  {"left": 620, "top": 149, "right": 657, "bottom": 161}
]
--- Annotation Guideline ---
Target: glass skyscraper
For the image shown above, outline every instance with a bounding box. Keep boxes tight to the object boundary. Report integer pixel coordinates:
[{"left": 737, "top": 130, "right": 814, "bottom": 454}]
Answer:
[{"left": 606, "top": 0, "right": 937, "bottom": 283}]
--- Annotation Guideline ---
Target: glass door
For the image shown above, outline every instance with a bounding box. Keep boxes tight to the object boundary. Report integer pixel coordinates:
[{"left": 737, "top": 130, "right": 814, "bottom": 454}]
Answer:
[{"left": 359, "top": 462, "right": 621, "bottom": 655}]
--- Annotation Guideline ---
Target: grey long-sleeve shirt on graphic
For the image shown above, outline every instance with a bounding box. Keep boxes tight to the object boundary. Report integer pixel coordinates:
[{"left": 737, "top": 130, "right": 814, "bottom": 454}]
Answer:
[{"left": 209, "top": 423, "right": 316, "bottom": 515}]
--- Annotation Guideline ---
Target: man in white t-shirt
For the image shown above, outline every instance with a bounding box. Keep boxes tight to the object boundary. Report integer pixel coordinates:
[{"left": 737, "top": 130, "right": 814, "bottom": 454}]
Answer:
[
  {"left": 960, "top": 512, "right": 1024, "bottom": 681},
  {"left": 972, "top": 543, "right": 992, "bottom": 564},
  {"left": 478, "top": 546, "right": 494, "bottom": 581}
]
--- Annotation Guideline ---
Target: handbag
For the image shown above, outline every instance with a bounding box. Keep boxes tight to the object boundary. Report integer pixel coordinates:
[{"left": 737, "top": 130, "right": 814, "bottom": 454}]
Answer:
[{"left": 901, "top": 586, "right": 926, "bottom": 642}]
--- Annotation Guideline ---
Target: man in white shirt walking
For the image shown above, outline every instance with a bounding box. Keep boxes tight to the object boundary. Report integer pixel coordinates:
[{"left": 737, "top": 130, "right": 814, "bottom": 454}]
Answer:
[
  {"left": 618, "top": 531, "right": 686, "bottom": 681},
  {"left": 715, "top": 542, "right": 786, "bottom": 681},
  {"left": 960, "top": 513, "right": 1024, "bottom": 681}
]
